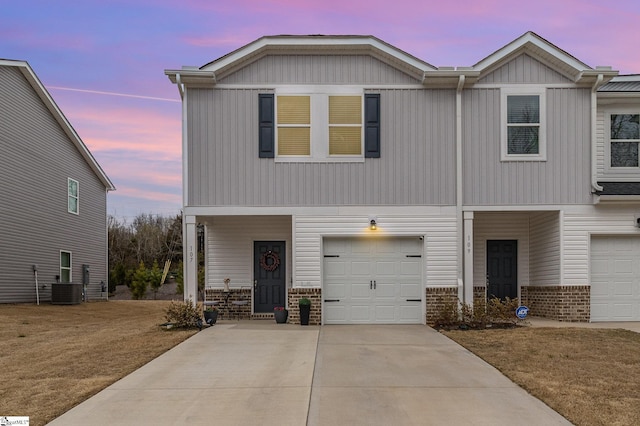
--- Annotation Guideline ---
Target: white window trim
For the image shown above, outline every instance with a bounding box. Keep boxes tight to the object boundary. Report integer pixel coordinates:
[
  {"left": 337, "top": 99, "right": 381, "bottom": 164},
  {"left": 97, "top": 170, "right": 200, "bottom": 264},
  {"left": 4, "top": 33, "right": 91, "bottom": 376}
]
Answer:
[
  {"left": 275, "top": 86, "right": 365, "bottom": 163},
  {"left": 60, "top": 250, "right": 72, "bottom": 283},
  {"left": 68, "top": 178, "right": 79, "bottom": 215},
  {"left": 500, "top": 87, "right": 546, "bottom": 162},
  {"left": 604, "top": 109, "right": 640, "bottom": 176}
]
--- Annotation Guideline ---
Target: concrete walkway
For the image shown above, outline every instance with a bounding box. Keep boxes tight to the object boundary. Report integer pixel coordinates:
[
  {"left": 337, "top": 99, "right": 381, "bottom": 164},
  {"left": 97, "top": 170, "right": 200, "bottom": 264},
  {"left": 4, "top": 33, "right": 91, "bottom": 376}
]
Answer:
[{"left": 49, "top": 322, "right": 570, "bottom": 426}]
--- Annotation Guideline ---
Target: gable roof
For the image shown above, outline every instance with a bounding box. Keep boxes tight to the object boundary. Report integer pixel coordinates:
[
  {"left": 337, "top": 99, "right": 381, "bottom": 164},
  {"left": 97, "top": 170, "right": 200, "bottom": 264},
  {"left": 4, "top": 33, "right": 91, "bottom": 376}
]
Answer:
[
  {"left": 166, "top": 35, "right": 436, "bottom": 87},
  {"left": 0, "top": 59, "right": 115, "bottom": 191},
  {"left": 166, "top": 32, "right": 619, "bottom": 90},
  {"left": 472, "top": 31, "right": 617, "bottom": 85}
]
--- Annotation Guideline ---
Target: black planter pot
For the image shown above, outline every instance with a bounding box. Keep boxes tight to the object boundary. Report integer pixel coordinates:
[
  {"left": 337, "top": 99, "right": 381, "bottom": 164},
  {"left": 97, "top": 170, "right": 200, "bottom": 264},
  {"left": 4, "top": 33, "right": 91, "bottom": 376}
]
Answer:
[
  {"left": 274, "top": 309, "right": 288, "bottom": 324},
  {"left": 203, "top": 310, "right": 218, "bottom": 325},
  {"left": 299, "top": 304, "right": 311, "bottom": 325}
]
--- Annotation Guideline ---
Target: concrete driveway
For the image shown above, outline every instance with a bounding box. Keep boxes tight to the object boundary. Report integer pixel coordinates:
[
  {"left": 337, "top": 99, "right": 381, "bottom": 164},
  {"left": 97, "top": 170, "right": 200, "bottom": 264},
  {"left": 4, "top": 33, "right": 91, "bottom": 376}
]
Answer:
[{"left": 49, "top": 322, "right": 570, "bottom": 426}]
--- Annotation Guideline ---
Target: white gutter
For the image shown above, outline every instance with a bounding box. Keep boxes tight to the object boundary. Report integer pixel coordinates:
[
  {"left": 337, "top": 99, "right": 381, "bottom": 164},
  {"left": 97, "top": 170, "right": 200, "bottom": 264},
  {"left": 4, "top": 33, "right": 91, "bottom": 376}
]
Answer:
[
  {"left": 456, "top": 75, "right": 465, "bottom": 304},
  {"left": 591, "top": 74, "right": 604, "bottom": 192}
]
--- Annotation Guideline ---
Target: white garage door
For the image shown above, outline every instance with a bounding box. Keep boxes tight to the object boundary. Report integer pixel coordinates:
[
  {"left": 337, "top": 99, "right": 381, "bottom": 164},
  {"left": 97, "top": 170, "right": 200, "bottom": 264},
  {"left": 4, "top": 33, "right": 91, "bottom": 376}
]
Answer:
[
  {"left": 323, "top": 237, "right": 423, "bottom": 324},
  {"left": 591, "top": 236, "right": 640, "bottom": 322}
]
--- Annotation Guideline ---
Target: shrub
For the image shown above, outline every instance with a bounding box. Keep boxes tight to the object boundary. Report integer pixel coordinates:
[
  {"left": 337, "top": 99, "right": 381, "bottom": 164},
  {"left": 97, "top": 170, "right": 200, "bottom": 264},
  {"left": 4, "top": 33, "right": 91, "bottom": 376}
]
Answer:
[
  {"left": 164, "top": 300, "right": 202, "bottom": 329},
  {"left": 130, "top": 262, "right": 148, "bottom": 300},
  {"left": 432, "top": 297, "right": 521, "bottom": 330},
  {"left": 298, "top": 297, "right": 311, "bottom": 306}
]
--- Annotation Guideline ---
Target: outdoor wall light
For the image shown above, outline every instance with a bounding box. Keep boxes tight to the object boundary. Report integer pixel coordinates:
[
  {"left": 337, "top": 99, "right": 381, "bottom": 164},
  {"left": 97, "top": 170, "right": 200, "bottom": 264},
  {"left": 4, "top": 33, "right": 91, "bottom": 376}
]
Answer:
[{"left": 370, "top": 219, "right": 377, "bottom": 230}]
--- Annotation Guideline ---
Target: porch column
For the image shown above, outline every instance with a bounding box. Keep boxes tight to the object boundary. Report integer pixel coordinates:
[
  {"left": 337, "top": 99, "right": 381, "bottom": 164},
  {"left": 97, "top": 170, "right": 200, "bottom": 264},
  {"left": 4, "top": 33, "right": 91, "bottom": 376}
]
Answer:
[
  {"left": 463, "top": 211, "right": 474, "bottom": 306},
  {"left": 183, "top": 215, "right": 198, "bottom": 303}
]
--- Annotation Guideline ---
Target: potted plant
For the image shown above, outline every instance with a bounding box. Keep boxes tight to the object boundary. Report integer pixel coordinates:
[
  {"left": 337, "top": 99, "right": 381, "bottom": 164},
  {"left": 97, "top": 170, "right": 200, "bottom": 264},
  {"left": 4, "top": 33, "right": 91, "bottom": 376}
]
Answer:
[
  {"left": 274, "top": 306, "right": 288, "bottom": 324},
  {"left": 298, "top": 297, "right": 311, "bottom": 325},
  {"left": 203, "top": 305, "right": 219, "bottom": 325}
]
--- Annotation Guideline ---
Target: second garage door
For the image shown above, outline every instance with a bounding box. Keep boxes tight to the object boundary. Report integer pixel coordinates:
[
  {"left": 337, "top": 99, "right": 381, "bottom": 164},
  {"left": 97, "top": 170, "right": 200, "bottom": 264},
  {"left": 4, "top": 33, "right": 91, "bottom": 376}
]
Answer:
[
  {"left": 591, "top": 236, "right": 640, "bottom": 321},
  {"left": 323, "top": 237, "right": 423, "bottom": 324}
]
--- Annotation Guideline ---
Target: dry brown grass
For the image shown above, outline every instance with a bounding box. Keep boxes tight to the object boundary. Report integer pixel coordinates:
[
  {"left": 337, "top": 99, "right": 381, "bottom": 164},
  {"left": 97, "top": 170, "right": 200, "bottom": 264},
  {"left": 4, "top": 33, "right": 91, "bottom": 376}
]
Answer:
[
  {"left": 0, "top": 301, "right": 197, "bottom": 426},
  {"left": 443, "top": 327, "right": 640, "bottom": 426}
]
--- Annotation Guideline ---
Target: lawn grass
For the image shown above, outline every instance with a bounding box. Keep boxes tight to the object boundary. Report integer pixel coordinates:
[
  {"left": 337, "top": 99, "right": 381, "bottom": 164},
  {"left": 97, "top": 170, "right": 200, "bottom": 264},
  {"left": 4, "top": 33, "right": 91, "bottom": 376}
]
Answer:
[
  {"left": 2, "top": 302, "right": 639, "bottom": 426},
  {"left": 0, "top": 301, "right": 197, "bottom": 426},
  {"left": 443, "top": 327, "right": 640, "bottom": 426}
]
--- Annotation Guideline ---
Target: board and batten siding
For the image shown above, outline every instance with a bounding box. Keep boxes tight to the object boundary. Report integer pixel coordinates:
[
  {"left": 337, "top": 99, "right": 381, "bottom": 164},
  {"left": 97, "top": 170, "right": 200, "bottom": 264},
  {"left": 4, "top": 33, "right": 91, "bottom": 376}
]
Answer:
[
  {"left": 477, "top": 54, "right": 573, "bottom": 85},
  {"left": 186, "top": 87, "right": 456, "bottom": 207},
  {"left": 218, "top": 54, "right": 421, "bottom": 85},
  {"left": 205, "top": 216, "right": 292, "bottom": 288},
  {"left": 563, "top": 205, "right": 640, "bottom": 284},
  {"left": 462, "top": 87, "right": 592, "bottom": 205},
  {"left": 294, "top": 212, "right": 458, "bottom": 288},
  {"left": 0, "top": 66, "right": 108, "bottom": 303}
]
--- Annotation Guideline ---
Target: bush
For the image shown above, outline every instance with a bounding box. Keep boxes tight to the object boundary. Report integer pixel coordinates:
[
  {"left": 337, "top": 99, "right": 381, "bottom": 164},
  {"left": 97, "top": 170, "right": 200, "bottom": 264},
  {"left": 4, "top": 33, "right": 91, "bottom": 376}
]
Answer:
[
  {"left": 164, "top": 300, "right": 202, "bottom": 329},
  {"left": 130, "top": 262, "right": 148, "bottom": 300},
  {"left": 432, "top": 297, "right": 521, "bottom": 330}
]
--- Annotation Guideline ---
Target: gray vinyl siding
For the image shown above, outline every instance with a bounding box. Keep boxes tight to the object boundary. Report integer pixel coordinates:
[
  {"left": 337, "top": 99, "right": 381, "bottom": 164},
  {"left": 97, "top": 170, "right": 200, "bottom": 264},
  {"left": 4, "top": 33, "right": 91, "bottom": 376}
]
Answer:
[
  {"left": 219, "top": 55, "right": 420, "bottom": 85},
  {"left": 478, "top": 54, "right": 573, "bottom": 84},
  {"left": 462, "top": 87, "right": 592, "bottom": 205},
  {"left": 187, "top": 87, "right": 456, "bottom": 207},
  {"left": 0, "top": 66, "right": 108, "bottom": 303}
]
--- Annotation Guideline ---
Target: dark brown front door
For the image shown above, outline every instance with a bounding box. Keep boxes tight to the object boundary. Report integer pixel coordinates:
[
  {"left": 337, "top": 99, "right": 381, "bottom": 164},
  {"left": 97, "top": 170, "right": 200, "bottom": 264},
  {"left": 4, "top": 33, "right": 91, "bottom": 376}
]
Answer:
[
  {"left": 486, "top": 240, "right": 518, "bottom": 300},
  {"left": 254, "top": 241, "right": 286, "bottom": 313}
]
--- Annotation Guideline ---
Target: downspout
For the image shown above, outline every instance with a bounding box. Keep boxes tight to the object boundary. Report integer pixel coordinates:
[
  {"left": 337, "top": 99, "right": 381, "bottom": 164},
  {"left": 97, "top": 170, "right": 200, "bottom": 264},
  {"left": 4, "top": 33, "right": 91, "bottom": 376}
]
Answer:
[
  {"left": 175, "top": 73, "right": 185, "bottom": 99},
  {"left": 456, "top": 75, "right": 465, "bottom": 304},
  {"left": 591, "top": 74, "right": 604, "bottom": 193}
]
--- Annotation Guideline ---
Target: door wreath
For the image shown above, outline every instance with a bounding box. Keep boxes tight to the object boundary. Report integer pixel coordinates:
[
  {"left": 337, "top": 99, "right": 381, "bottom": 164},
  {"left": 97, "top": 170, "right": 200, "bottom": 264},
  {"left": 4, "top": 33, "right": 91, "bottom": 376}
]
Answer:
[{"left": 260, "top": 250, "right": 280, "bottom": 272}]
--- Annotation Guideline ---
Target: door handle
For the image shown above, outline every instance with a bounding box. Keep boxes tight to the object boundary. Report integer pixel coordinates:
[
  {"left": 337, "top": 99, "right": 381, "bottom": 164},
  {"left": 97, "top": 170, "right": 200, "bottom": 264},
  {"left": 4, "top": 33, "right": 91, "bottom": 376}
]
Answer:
[
  {"left": 374, "top": 280, "right": 376, "bottom": 289},
  {"left": 253, "top": 280, "right": 257, "bottom": 292},
  {"left": 370, "top": 280, "right": 372, "bottom": 290}
]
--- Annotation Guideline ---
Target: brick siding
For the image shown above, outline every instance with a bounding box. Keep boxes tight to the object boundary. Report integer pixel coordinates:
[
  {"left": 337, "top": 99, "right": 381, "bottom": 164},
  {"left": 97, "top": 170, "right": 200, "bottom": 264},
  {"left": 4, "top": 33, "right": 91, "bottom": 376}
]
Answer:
[
  {"left": 287, "top": 288, "right": 322, "bottom": 325},
  {"left": 425, "top": 287, "right": 458, "bottom": 325},
  {"left": 521, "top": 285, "right": 590, "bottom": 322}
]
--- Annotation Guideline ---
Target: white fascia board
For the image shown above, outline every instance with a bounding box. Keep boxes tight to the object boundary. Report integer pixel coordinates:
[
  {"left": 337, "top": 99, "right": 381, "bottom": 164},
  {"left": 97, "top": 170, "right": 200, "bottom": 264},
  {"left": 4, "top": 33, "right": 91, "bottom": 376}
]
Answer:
[
  {"left": 1, "top": 60, "right": 115, "bottom": 191},
  {"left": 200, "top": 35, "right": 436, "bottom": 74},
  {"left": 473, "top": 32, "right": 591, "bottom": 74}
]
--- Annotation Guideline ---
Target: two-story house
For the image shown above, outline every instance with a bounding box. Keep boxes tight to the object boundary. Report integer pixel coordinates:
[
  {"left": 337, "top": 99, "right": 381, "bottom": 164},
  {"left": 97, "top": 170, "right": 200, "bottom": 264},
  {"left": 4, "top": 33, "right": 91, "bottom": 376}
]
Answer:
[
  {"left": 166, "top": 32, "right": 639, "bottom": 324},
  {"left": 0, "top": 60, "right": 115, "bottom": 303}
]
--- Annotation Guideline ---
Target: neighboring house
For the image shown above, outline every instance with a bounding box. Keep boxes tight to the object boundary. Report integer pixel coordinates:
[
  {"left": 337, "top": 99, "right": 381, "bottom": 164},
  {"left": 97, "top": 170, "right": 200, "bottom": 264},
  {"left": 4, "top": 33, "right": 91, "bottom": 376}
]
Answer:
[
  {"left": 166, "top": 32, "right": 640, "bottom": 324},
  {"left": 0, "top": 60, "right": 115, "bottom": 303}
]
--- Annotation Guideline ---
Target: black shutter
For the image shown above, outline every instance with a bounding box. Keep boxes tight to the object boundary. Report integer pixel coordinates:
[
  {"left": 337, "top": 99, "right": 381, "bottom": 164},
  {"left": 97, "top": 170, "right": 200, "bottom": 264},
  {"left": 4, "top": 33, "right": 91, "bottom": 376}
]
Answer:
[
  {"left": 364, "top": 94, "right": 380, "bottom": 158},
  {"left": 259, "top": 94, "right": 274, "bottom": 158}
]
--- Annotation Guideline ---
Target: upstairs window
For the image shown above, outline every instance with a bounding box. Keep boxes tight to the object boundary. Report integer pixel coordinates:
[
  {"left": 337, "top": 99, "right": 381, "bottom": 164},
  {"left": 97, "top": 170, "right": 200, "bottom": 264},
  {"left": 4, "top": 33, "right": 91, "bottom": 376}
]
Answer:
[
  {"left": 610, "top": 114, "right": 640, "bottom": 168},
  {"left": 277, "top": 95, "right": 311, "bottom": 156},
  {"left": 501, "top": 88, "right": 546, "bottom": 161},
  {"left": 68, "top": 178, "right": 79, "bottom": 214},
  {"left": 259, "top": 90, "right": 380, "bottom": 161}
]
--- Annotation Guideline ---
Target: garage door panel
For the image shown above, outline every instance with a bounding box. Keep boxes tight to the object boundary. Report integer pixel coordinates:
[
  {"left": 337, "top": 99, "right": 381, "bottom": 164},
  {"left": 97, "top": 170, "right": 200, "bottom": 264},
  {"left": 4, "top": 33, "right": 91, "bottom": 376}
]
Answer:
[
  {"left": 613, "top": 259, "right": 633, "bottom": 274},
  {"left": 324, "top": 305, "right": 346, "bottom": 321},
  {"left": 400, "top": 304, "right": 422, "bottom": 321},
  {"left": 591, "top": 236, "right": 640, "bottom": 321},
  {"left": 325, "top": 260, "right": 347, "bottom": 276},
  {"left": 614, "top": 281, "right": 634, "bottom": 296},
  {"left": 325, "top": 283, "right": 346, "bottom": 298},
  {"left": 351, "top": 282, "right": 372, "bottom": 298},
  {"left": 351, "top": 305, "right": 371, "bottom": 321},
  {"left": 400, "top": 283, "right": 421, "bottom": 298}
]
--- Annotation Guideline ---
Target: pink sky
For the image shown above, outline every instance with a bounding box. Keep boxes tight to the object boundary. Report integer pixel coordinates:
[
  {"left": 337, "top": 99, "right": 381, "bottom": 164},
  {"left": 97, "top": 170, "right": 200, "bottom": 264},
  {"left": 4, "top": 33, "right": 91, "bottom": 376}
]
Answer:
[{"left": 2, "top": 0, "right": 640, "bottom": 219}]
